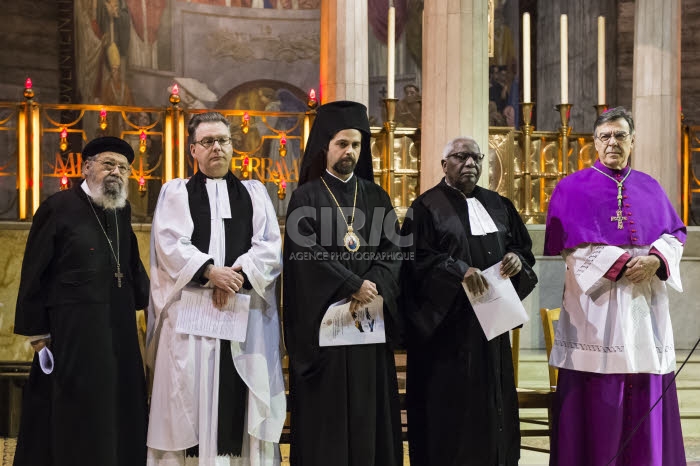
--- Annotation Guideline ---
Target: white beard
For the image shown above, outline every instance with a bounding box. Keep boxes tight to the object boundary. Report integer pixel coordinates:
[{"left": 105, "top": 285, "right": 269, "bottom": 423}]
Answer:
[{"left": 91, "top": 176, "right": 128, "bottom": 210}]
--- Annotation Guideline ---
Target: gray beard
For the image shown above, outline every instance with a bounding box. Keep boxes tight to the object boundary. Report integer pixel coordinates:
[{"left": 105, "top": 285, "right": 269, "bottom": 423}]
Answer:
[{"left": 92, "top": 176, "right": 128, "bottom": 210}]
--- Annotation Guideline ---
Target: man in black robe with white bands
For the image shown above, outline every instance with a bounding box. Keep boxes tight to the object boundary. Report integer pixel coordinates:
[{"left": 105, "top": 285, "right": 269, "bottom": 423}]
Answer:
[
  {"left": 13, "top": 136, "right": 150, "bottom": 466},
  {"left": 283, "top": 101, "right": 404, "bottom": 466},
  {"left": 400, "top": 136, "right": 538, "bottom": 466}
]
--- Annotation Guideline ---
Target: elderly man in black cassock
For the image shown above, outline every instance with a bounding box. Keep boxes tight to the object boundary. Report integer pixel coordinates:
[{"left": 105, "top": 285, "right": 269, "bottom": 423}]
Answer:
[
  {"left": 13, "top": 136, "right": 150, "bottom": 466},
  {"left": 400, "top": 136, "right": 538, "bottom": 466},
  {"left": 283, "top": 101, "right": 404, "bottom": 466}
]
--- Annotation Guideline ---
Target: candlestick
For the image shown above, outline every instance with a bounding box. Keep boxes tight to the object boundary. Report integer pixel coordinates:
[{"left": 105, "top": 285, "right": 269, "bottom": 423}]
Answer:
[
  {"left": 382, "top": 98, "right": 398, "bottom": 200},
  {"left": 523, "top": 13, "right": 531, "bottom": 102},
  {"left": 521, "top": 102, "right": 535, "bottom": 221},
  {"left": 594, "top": 104, "right": 609, "bottom": 117},
  {"left": 556, "top": 103, "right": 572, "bottom": 180},
  {"left": 560, "top": 14, "right": 568, "bottom": 104},
  {"left": 387, "top": 1, "right": 395, "bottom": 99},
  {"left": 598, "top": 16, "right": 606, "bottom": 105}
]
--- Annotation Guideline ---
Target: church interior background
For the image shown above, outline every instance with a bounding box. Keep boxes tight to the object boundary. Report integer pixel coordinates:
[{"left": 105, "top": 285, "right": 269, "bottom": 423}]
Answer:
[{"left": 0, "top": 0, "right": 700, "bottom": 463}]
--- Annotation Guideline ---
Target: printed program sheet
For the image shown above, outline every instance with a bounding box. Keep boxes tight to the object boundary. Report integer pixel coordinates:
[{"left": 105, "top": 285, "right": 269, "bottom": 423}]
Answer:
[{"left": 175, "top": 289, "right": 250, "bottom": 342}]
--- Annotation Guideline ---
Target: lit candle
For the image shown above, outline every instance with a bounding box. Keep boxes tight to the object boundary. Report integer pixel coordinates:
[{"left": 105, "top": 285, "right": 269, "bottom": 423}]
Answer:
[
  {"left": 560, "top": 14, "right": 568, "bottom": 104},
  {"left": 522, "top": 13, "right": 531, "bottom": 102},
  {"left": 598, "top": 16, "right": 606, "bottom": 105},
  {"left": 387, "top": 0, "right": 395, "bottom": 99}
]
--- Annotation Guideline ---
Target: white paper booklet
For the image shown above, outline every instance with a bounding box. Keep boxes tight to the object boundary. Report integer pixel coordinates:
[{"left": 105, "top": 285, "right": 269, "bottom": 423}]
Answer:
[
  {"left": 319, "top": 296, "right": 386, "bottom": 347},
  {"left": 175, "top": 289, "right": 250, "bottom": 342},
  {"left": 462, "top": 261, "right": 529, "bottom": 341}
]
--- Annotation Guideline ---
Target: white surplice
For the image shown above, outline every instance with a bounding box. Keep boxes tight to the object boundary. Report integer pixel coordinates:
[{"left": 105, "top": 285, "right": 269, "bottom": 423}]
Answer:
[
  {"left": 146, "top": 178, "right": 285, "bottom": 466},
  {"left": 550, "top": 234, "right": 684, "bottom": 375}
]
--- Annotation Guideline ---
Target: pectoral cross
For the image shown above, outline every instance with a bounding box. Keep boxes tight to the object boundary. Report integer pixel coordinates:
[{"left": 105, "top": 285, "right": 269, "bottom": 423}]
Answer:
[
  {"left": 115, "top": 264, "right": 124, "bottom": 288},
  {"left": 611, "top": 209, "right": 627, "bottom": 230}
]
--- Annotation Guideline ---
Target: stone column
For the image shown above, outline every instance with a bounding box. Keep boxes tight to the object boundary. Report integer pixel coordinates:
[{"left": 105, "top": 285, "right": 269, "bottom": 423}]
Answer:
[
  {"left": 632, "top": 0, "right": 682, "bottom": 211},
  {"left": 421, "top": 0, "right": 489, "bottom": 191},
  {"left": 320, "top": 0, "right": 369, "bottom": 106}
]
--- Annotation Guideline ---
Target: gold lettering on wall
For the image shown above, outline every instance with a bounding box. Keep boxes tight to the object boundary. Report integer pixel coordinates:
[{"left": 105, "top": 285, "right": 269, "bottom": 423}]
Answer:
[
  {"left": 51, "top": 152, "right": 83, "bottom": 176},
  {"left": 231, "top": 156, "right": 300, "bottom": 183}
]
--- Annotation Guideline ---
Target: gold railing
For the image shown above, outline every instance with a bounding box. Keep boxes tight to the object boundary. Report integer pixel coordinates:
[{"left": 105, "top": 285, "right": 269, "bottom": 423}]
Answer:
[
  {"left": 682, "top": 124, "right": 700, "bottom": 225},
  {"left": 2, "top": 87, "right": 693, "bottom": 224},
  {"left": 487, "top": 126, "right": 596, "bottom": 224},
  {"left": 2, "top": 87, "right": 420, "bottom": 223},
  {"left": 5, "top": 87, "right": 312, "bottom": 221}
]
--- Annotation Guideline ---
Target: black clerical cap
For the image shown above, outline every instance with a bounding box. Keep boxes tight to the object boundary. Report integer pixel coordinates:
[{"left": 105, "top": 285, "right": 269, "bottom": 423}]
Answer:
[
  {"left": 299, "top": 100, "right": 373, "bottom": 185},
  {"left": 82, "top": 136, "right": 135, "bottom": 164}
]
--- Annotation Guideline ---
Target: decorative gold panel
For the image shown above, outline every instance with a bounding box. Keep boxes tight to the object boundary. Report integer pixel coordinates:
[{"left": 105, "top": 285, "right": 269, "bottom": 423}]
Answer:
[{"left": 683, "top": 125, "right": 700, "bottom": 225}]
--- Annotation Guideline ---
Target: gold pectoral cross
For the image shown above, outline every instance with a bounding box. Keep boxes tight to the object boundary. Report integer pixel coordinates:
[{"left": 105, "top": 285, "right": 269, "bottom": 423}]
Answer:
[
  {"left": 611, "top": 209, "right": 627, "bottom": 230},
  {"left": 115, "top": 265, "right": 124, "bottom": 288}
]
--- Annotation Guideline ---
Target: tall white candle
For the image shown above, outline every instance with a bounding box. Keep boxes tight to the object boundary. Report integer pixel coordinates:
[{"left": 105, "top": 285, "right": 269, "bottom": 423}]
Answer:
[
  {"left": 523, "top": 13, "right": 531, "bottom": 102},
  {"left": 387, "top": 1, "right": 395, "bottom": 99},
  {"left": 598, "top": 16, "right": 606, "bottom": 105},
  {"left": 560, "top": 14, "right": 568, "bottom": 104}
]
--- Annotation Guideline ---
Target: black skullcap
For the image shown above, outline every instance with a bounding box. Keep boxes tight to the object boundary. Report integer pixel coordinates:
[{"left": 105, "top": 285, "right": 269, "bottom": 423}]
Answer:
[
  {"left": 82, "top": 136, "right": 135, "bottom": 163},
  {"left": 299, "top": 101, "right": 373, "bottom": 185}
]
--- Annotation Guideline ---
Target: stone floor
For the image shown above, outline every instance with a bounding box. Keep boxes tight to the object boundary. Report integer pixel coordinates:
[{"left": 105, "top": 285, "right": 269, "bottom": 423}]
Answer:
[
  {"left": 3, "top": 350, "right": 699, "bottom": 465},
  {"left": 2, "top": 438, "right": 698, "bottom": 465}
]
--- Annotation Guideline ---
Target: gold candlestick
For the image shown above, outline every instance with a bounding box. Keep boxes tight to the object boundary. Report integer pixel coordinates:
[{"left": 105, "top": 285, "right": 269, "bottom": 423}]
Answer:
[
  {"left": 556, "top": 103, "right": 572, "bottom": 181},
  {"left": 520, "top": 102, "right": 535, "bottom": 220},
  {"left": 594, "top": 104, "right": 609, "bottom": 118},
  {"left": 382, "top": 98, "right": 398, "bottom": 203}
]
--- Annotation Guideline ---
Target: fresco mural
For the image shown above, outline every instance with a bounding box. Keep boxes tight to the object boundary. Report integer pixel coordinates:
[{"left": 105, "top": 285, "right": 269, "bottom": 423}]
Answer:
[{"left": 75, "top": 0, "right": 320, "bottom": 108}]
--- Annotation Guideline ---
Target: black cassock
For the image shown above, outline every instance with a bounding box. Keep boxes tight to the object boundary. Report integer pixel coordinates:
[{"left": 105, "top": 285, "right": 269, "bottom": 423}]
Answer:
[
  {"left": 400, "top": 180, "right": 537, "bottom": 466},
  {"left": 283, "top": 172, "right": 404, "bottom": 466},
  {"left": 13, "top": 184, "right": 149, "bottom": 466}
]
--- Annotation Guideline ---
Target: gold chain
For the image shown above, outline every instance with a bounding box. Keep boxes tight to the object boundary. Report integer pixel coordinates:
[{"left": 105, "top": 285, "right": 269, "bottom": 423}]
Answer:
[{"left": 321, "top": 176, "right": 358, "bottom": 231}]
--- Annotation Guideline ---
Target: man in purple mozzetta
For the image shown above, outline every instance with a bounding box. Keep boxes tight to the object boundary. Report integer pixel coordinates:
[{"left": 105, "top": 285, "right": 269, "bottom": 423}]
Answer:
[{"left": 544, "top": 106, "right": 687, "bottom": 466}]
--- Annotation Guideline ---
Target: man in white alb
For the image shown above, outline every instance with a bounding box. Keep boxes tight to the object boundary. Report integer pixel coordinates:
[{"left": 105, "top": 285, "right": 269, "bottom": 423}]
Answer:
[{"left": 146, "top": 112, "right": 285, "bottom": 466}]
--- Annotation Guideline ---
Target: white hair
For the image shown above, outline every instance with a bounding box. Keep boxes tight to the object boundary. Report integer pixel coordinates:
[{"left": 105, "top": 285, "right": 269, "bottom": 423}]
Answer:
[{"left": 442, "top": 137, "right": 480, "bottom": 160}]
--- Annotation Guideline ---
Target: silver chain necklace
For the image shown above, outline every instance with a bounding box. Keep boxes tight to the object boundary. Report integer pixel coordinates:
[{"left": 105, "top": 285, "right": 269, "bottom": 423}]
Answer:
[
  {"left": 591, "top": 165, "right": 632, "bottom": 230},
  {"left": 87, "top": 197, "right": 123, "bottom": 287}
]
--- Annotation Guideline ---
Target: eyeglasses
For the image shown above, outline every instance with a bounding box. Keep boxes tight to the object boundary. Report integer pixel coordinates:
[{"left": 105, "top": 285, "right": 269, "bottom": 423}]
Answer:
[
  {"left": 194, "top": 137, "right": 232, "bottom": 149},
  {"left": 96, "top": 159, "right": 130, "bottom": 175},
  {"left": 595, "top": 132, "right": 630, "bottom": 143},
  {"left": 447, "top": 152, "right": 485, "bottom": 163}
]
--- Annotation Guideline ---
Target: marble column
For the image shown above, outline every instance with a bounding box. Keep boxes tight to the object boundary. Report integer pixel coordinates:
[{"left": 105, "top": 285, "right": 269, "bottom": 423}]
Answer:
[
  {"left": 319, "top": 0, "right": 369, "bottom": 106},
  {"left": 631, "top": 0, "right": 682, "bottom": 212},
  {"left": 420, "top": 0, "right": 489, "bottom": 191}
]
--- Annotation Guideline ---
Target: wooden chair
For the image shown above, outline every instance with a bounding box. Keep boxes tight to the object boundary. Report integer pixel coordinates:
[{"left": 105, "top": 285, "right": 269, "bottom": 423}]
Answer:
[
  {"left": 513, "top": 328, "right": 552, "bottom": 453},
  {"left": 512, "top": 307, "right": 561, "bottom": 453},
  {"left": 540, "top": 307, "right": 561, "bottom": 390}
]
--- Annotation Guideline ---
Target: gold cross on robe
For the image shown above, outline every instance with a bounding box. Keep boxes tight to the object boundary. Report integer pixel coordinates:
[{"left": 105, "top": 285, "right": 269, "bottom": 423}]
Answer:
[{"left": 611, "top": 209, "right": 627, "bottom": 230}]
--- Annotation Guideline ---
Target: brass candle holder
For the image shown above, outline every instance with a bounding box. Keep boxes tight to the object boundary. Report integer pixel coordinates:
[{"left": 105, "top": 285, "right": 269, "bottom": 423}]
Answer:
[
  {"left": 520, "top": 102, "right": 535, "bottom": 220},
  {"left": 556, "top": 103, "right": 572, "bottom": 181},
  {"left": 382, "top": 98, "right": 398, "bottom": 202},
  {"left": 594, "top": 104, "right": 609, "bottom": 118}
]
